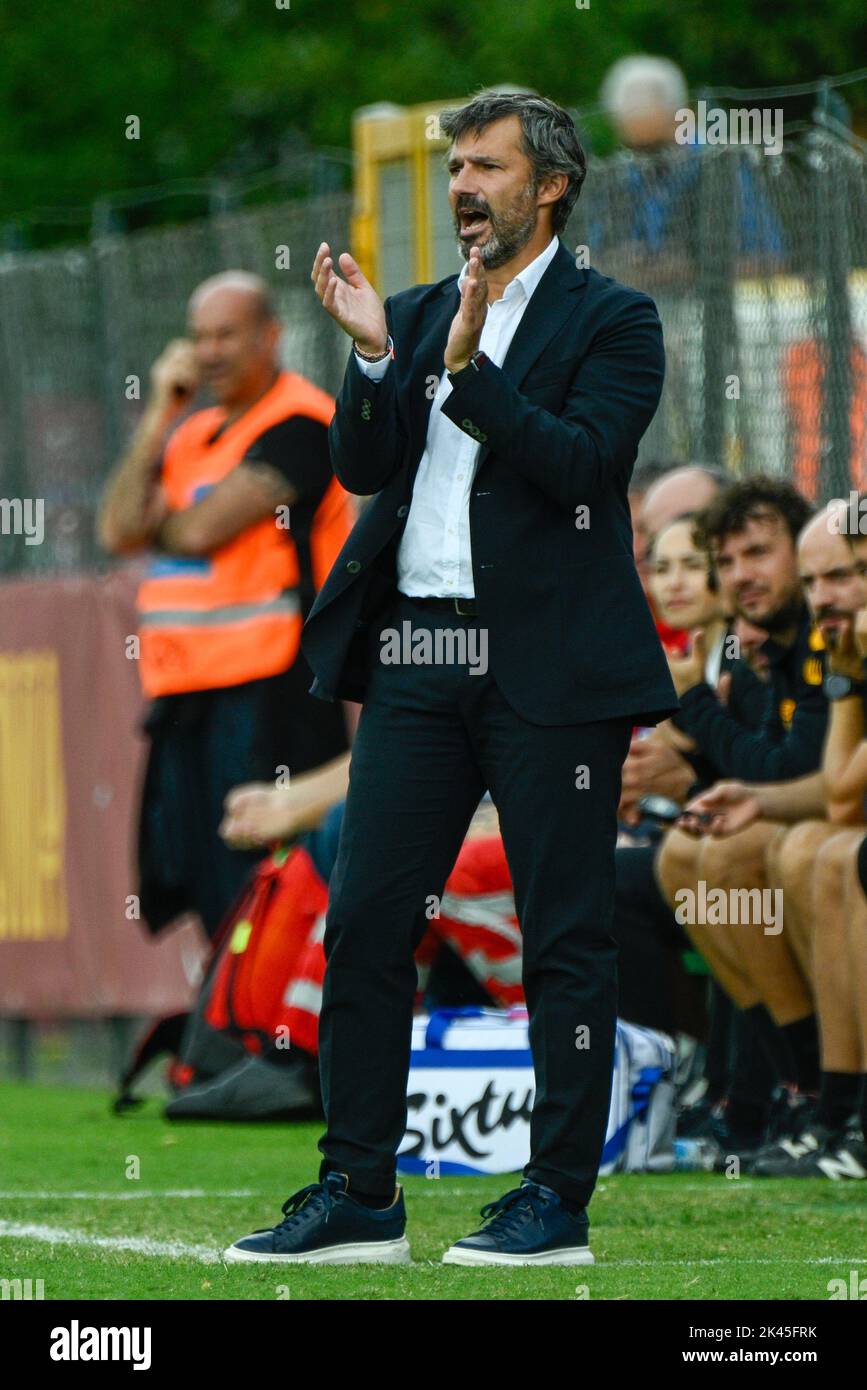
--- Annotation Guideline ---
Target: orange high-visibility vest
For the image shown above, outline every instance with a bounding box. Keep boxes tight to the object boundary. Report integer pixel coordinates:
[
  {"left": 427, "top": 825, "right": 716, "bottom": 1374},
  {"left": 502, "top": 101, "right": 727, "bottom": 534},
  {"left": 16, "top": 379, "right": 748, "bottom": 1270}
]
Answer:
[{"left": 137, "top": 371, "right": 352, "bottom": 698}]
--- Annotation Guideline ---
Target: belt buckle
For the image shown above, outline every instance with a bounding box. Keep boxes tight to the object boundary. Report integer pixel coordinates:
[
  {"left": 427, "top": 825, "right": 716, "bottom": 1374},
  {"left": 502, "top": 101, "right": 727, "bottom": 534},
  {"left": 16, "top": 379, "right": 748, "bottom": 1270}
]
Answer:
[{"left": 454, "top": 597, "right": 475, "bottom": 616}]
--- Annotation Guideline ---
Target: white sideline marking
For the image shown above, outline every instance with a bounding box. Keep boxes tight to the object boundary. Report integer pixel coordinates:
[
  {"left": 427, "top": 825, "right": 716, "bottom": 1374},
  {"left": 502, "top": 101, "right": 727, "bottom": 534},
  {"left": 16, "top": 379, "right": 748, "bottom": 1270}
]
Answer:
[
  {"left": 0, "top": 1221, "right": 221, "bottom": 1263},
  {"left": 1, "top": 1219, "right": 865, "bottom": 1273},
  {"left": 607, "top": 1254, "right": 867, "bottom": 1268},
  {"left": 0, "top": 1189, "right": 253, "bottom": 1200}
]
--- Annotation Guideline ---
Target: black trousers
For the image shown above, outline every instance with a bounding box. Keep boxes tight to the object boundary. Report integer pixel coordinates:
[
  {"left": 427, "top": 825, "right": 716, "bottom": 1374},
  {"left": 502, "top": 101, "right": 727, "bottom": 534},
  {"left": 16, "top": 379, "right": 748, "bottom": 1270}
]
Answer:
[{"left": 317, "top": 593, "right": 632, "bottom": 1206}]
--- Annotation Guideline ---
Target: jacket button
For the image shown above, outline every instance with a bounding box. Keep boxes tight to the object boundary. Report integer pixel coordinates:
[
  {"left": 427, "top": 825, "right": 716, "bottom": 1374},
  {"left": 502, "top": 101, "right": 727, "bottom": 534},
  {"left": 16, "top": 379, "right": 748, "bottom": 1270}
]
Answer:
[
  {"left": 397, "top": 505, "right": 409, "bottom": 518},
  {"left": 346, "top": 559, "right": 362, "bottom": 574}
]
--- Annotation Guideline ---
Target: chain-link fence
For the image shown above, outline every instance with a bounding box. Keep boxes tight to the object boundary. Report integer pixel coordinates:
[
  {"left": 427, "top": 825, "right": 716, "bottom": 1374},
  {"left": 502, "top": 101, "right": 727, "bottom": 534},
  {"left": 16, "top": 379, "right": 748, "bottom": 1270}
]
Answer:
[
  {"left": 570, "top": 123, "right": 867, "bottom": 497},
  {"left": 0, "top": 187, "right": 354, "bottom": 577},
  {"left": 2, "top": 116, "right": 867, "bottom": 577}
]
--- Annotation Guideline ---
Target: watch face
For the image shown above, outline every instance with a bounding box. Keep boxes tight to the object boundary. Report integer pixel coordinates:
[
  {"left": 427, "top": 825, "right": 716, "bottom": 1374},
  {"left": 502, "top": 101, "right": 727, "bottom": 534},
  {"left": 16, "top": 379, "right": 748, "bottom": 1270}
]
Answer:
[{"left": 825, "top": 674, "right": 852, "bottom": 699}]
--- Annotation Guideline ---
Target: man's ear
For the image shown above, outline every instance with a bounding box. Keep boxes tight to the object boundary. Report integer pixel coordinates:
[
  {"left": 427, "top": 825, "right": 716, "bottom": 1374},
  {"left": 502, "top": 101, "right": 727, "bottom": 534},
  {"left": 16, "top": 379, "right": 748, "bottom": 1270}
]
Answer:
[{"left": 536, "top": 170, "right": 568, "bottom": 209}]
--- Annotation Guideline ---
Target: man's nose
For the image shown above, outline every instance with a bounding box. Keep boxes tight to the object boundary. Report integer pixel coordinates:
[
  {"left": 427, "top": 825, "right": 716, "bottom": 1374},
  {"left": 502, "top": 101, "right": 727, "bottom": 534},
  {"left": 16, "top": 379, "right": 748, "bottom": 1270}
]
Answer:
[
  {"left": 812, "top": 580, "right": 833, "bottom": 609},
  {"left": 451, "top": 170, "right": 479, "bottom": 199}
]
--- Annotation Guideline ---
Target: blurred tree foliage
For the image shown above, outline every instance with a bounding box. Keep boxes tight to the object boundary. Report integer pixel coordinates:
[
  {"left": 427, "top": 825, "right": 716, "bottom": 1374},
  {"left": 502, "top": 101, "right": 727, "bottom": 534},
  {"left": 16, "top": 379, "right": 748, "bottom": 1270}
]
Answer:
[{"left": 1, "top": 0, "right": 865, "bottom": 236}]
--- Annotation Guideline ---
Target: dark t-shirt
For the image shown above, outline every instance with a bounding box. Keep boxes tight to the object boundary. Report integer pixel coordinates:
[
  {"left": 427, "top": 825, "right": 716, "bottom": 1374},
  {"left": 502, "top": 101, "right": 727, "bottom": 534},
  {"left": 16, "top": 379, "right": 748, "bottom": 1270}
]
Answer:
[
  {"left": 184, "top": 412, "right": 334, "bottom": 617},
  {"left": 678, "top": 643, "right": 769, "bottom": 793},
  {"left": 241, "top": 415, "right": 333, "bottom": 510},
  {"left": 676, "top": 605, "right": 828, "bottom": 783}
]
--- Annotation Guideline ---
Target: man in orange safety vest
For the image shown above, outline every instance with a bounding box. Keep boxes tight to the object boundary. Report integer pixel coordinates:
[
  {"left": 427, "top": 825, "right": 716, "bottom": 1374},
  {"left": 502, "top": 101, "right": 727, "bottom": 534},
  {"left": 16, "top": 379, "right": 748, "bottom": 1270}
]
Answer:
[{"left": 98, "top": 271, "right": 354, "bottom": 939}]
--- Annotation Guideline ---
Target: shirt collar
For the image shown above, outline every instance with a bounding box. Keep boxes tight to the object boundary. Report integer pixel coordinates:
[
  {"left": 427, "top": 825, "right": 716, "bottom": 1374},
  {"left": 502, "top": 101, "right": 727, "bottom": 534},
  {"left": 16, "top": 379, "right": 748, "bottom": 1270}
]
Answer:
[{"left": 457, "top": 235, "right": 559, "bottom": 304}]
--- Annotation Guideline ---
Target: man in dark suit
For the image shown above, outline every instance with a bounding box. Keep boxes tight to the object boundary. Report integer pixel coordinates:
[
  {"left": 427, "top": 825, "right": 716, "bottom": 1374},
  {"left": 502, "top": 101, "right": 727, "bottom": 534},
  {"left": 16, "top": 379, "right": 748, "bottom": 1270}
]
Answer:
[{"left": 226, "top": 90, "right": 677, "bottom": 1268}]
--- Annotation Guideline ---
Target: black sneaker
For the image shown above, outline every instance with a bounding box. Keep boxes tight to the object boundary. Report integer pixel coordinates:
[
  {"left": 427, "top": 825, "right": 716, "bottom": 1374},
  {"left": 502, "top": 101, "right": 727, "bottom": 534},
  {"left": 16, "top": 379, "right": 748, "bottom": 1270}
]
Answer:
[
  {"left": 752, "top": 1122, "right": 838, "bottom": 1176},
  {"left": 442, "top": 1181, "right": 593, "bottom": 1267},
  {"left": 817, "top": 1128, "right": 867, "bottom": 1180},
  {"left": 223, "top": 1172, "right": 411, "bottom": 1264},
  {"left": 752, "top": 1091, "right": 821, "bottom": 1176}
]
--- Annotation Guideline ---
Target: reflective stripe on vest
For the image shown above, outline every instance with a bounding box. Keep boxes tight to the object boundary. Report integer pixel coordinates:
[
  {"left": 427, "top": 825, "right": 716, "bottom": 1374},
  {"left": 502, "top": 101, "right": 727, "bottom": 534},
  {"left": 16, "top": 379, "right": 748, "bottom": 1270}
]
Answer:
[
  {"left": 139, "top": 592, "right": 301, "bottom": 629},
  {"left": 137, "top": 371, "right": 350, "bottom": 697}
]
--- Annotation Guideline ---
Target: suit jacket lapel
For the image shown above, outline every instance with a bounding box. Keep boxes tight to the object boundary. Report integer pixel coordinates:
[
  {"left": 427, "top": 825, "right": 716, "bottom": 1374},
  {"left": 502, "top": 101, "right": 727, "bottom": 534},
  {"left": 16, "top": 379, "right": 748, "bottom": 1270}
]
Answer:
[
  {"left": 497, "top": 238, "right": 587, "bottom": 387},
  {"left": 407, "top": 237, "right": 588, "bottom": 478}
]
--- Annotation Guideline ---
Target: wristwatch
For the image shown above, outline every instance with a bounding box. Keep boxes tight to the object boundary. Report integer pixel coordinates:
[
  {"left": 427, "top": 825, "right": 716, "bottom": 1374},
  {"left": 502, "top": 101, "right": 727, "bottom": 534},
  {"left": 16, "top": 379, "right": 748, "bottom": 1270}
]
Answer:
[
  {"left": 823, "top": 672, "right": 866, "bottom": 701},
  {"left": 353, "top": 334, "right": 394, "bottom": 363},
  {"left": 448, "top": 349, "right": 489, "bottom": 383}
]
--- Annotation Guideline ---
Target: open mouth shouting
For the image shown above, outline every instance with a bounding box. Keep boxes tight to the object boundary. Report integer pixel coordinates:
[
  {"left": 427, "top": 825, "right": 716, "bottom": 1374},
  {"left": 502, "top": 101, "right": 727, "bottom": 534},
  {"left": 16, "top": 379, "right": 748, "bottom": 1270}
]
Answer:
[{"left": 457, "top": 205, "right": 491, "bottom": 240}]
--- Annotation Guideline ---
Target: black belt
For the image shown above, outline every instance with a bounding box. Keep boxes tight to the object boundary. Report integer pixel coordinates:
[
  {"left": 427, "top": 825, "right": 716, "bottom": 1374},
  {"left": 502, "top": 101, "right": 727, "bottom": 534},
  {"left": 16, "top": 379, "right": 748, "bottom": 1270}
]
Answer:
[{"left": 399, "top": 593, "right": 478, "bottom": 617}]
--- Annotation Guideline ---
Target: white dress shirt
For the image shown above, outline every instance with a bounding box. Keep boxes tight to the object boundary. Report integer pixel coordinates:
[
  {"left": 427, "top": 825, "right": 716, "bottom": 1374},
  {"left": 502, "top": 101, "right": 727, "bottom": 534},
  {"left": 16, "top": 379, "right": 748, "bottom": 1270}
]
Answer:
[{"left": 354, "top": 235, "right": 559, "bottom": 597}]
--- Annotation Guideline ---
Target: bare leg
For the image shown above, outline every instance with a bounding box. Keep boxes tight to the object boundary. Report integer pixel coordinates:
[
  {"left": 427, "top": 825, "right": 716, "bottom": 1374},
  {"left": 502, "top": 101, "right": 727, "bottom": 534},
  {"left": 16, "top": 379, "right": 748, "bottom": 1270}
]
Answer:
[
  {"left": 841, "top": 836, "right": 867, "bottom": 1071},
  {"left": 698, "top": 822, "right": 812, "bottom": 1024},
  {"left": 656, "top": 826, "right": 759, "bottom": 1008},
  {"left": 809, "top": 831, "right": 864, "bottom": 1073},
  {"left": 770, "top": 820, "right": 838, "bottom": 983}
]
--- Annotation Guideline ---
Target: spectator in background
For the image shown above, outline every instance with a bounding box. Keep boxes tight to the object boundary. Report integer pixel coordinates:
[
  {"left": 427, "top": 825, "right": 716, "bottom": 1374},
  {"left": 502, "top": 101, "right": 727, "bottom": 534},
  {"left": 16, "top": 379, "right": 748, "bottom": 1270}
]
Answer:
[
  {"left": 682, "top": 503, "right": 867, "bottom": 1178},
  {"left": 627, "top": 455, "right": 680, "bottom": 586},
  {"left": 97, "top": 271, "right": 354, "bottom": 940},
  {"left": 657, "top": 477, "right": 826, "bottom": 1163},
  {"left": 598, "top": 54, "right": 784, "bottom": 268},
  {"left": 640, "top": 464, "right": 731, "bottom": 546},
  {"left": 601, "top": 54, "right": 689, "bottom": 155},
  {"left": 621, "top": 512, "right": 728, "bottom": 824},
  {"left": 637, "top": 463, "right": 732, "bottom": 656}
]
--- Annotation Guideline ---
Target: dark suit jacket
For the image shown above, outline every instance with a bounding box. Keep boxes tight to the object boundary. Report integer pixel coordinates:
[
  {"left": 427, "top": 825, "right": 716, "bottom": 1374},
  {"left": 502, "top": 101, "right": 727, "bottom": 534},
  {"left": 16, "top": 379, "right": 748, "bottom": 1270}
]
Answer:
[{"left": 301, "top": 237, "right": 679, "bottom": 727}]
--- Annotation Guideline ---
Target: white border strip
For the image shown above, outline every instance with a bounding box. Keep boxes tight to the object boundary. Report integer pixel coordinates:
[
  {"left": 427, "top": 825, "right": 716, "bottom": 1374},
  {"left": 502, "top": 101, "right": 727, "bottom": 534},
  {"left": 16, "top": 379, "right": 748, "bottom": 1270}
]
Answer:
[
  {"left": 0, "top": 1190, "right": 253, "bottom": 1201},
  {"left": 0, "top": 1221, "right": 221, "bottom": 1263}
]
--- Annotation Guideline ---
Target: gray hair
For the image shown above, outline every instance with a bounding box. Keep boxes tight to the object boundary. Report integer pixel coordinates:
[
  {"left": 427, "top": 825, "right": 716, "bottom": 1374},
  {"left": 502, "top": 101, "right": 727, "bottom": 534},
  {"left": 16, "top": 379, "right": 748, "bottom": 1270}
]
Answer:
[
  {"left": 600, "top": 56, "right": 688, "bottom": 119},
  {"left": 439, "top": 89, "right": 586, "bottom": 236}
]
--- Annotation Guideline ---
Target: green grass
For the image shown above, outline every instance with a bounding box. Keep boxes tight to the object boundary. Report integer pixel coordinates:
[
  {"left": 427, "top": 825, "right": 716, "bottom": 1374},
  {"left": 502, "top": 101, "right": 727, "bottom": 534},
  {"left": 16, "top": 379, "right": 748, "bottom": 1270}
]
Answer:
[{"left": 1, "top": 1081, "right": 865, "bottom": 1300}]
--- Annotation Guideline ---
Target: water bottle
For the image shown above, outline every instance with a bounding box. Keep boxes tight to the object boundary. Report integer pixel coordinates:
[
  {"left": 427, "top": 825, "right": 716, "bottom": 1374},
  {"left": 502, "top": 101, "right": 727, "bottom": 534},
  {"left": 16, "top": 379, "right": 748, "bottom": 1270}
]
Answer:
[{"left": 673, "top": 1137, "right": 716, "bottom": 1172}]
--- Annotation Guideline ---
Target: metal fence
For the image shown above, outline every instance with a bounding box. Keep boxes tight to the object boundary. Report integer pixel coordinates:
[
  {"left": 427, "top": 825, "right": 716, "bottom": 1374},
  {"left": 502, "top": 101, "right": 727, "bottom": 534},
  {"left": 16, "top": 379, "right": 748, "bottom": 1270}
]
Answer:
[
  {"left": 2, "top": 116, "right": 867, "bottom": 577},
  {"left": 572, "top": 121, "right": 867, "bottom": 497},
  {"left": 0, "top": 188, "right": 354, "bottom": 577}
]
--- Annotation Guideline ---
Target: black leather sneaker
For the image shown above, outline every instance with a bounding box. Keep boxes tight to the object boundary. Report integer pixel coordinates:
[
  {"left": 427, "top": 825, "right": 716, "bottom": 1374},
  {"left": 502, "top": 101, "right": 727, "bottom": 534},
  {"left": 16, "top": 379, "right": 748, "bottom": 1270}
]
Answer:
[
  {"left": 752, "top": 1092, "right": 822, "bottom": 1176},
  {"left": 442, "top": 1180, "right": 593, "bottom": 1267},
  {"left": 817, "top": 1127, "right": 867, "bottom": 1180},
  {"left": 223, "top": 1172, "right": 411, "bottom": 1264}
]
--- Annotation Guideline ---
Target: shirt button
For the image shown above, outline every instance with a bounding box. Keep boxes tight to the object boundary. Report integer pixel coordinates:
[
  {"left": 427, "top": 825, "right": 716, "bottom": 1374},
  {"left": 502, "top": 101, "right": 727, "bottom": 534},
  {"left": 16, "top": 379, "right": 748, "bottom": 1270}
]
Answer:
[
  {"left": 345, "top": 560, "right": 362, "bottom": 574},
  {"left": 456, "top": 474, "right": 464, "bottom": 481},
  {"left": 397, "top": 505, "right": 409, "bottom": 518}
]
